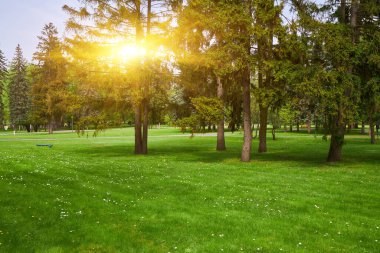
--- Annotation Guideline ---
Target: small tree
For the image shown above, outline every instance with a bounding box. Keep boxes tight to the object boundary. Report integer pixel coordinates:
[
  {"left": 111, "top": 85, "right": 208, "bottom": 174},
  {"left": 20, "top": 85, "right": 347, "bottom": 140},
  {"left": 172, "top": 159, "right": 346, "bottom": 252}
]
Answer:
[{"left": 0, "top": 50, "right": 7, "bottom": 128}]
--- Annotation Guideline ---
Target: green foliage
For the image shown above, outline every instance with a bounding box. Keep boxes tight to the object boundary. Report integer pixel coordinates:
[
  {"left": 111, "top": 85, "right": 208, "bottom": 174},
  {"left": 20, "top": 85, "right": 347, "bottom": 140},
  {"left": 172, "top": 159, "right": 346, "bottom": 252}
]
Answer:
[
  {"left": 175, "top": 114, "right": 199, "bottom": 134},
  {"left": 75, "top": 114, "right": 107, "bottom": 137},
  {"left": 0, "top": 50, "right": 7, "bottom": 126},
  {"left": 30, "top": 23, "right": 73, "bottom": 132},
  {"left": 8, "top": 45, "right": 30, "bottom": 127},
  {"left": 191, "top": 96, "right": 223, "bottom": 124},
  {"left": 175, "top": 96, "right": 223, "bottom": 135}
]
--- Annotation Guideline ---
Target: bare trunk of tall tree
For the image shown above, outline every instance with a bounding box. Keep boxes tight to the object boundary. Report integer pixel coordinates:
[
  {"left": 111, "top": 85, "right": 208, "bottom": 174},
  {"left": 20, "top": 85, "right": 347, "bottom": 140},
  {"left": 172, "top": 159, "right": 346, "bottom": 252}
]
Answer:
[
  {"left": 272, "top": 128, "right": 276, "bottom": 140},
  {"left": 258, "top": 105, "right": 268, "bottom": 153},
  {"left": 307, "top": 112, "right": 311, "bottom": 134},
  {"left": 327, "top": 122, "right": 345, "bottom": 162},
  {"left": 142, "top": 96, "right": 149, "bottom": 154},
  {"left": 48, "top": 116, "right": 55, "bottom": 134},
  {"left": 369, "top": 117, "right": 376, "bottom": 144},
  {"left": 134, "top": 1, "right": 144, "bottom": 154},
  {"left": 216, "top": 76, "right": 226, "bottom": 151},
  {"left": 134, "top": 105, "right": 143, "bottom": 154},
  {"left": 241, "top": 66, "right": 252, "bottom": 162},
  {"left": 134, "top": 0, "right": 152, "bottom": 155},
  {"left": 361, "top": 120, "right": 365, "bottom": 134}
]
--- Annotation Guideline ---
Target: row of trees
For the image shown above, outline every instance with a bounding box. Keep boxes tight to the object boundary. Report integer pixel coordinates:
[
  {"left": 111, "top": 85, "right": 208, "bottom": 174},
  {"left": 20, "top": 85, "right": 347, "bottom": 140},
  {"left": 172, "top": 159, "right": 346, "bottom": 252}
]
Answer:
[{"left": 0, "top": 0, "right": 379, "bottom": 162}]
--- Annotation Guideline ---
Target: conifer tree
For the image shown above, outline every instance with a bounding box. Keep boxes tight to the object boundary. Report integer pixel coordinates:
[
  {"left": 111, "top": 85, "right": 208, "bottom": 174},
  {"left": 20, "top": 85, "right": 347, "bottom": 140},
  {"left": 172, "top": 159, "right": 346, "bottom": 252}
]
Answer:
[
  {"left": 0, "top": 50, "right": 7, "bottom": 127},
  {"left": 31, "top": 23, "right": 69, "bottom": 133},
  {"left": 9, "top": 45, "right": 30, "bottom": 130}
]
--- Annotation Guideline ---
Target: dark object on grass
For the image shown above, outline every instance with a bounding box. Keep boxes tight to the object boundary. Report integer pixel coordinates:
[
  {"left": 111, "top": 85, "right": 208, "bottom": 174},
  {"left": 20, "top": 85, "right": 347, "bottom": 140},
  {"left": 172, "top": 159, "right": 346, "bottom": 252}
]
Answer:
[{"left": 36, "top": 144, "right": 53, "bottom": 148}]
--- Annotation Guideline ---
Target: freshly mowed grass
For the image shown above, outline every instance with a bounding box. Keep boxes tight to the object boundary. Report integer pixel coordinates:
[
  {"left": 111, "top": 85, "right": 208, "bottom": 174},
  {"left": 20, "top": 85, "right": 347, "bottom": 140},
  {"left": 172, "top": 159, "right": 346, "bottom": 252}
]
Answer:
[{"left": 0, "top": 128, "right": 379, "bottom": 252}]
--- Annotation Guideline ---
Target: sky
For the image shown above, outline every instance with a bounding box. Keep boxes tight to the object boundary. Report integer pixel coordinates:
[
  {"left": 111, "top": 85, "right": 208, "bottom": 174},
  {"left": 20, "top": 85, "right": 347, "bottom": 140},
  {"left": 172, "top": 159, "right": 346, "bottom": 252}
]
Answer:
[{"left": 0, "top": 0, "right": 79, "bottom": 62}]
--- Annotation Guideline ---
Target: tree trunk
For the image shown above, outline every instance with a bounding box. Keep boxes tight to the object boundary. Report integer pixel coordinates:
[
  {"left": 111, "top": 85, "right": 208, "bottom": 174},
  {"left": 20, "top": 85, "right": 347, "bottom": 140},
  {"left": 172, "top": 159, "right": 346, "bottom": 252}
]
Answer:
[
  {"left": 361, "top": 121, "right": 365, "bottom": 134},
  {"left": 296, "top": 121, "right": 300, "bottom": 132},
  {"left": 48, "top": 117, "right": 55, "bottom": 134},
  {"left": 141, "top": 0, "right": 152, "bottom": 155},
  {"left": 253, "top": 124, "right": 259, "bottom": 139},
  {"left": 289, "top": 122, "right": 293, "bottom": 132},
  {"left": 241, "top": 66, "right": 252, "bottom": 162},
  {"left": 327, "top": 121, "right": 345, "bottom": 162},
  {"left": 216, "top": 76, "right": 226, "bottom": 151},
  {"left": 272, "top": 128, "right": 276, "bottom": 140},
  {"left": 369, "top": 118, "right": 376, "bottom": 144},
  {"left": 25, "top": 124, "right": 31, "bottom": 133},
  {"left": 134, "top": 104, "right": 143, "bottom": 154},
  {"left": 258, "top": 106, "right": 268, "bottom": 153},
  {"left": 307, "top": 112, "right": 311, "bottom": 134},
  {"left": 142, "top": 98, "right": 149, "bottom": 154},
  {"left": 134, "top": 0, "right": 144, "bottom": 154}
]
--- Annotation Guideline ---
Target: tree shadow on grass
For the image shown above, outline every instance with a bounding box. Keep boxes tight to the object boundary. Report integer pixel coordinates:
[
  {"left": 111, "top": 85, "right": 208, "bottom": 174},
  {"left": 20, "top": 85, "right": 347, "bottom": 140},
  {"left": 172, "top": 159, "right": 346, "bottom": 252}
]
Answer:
[{"left": 72, "top": 136, "right": 380, "bottom": 169}]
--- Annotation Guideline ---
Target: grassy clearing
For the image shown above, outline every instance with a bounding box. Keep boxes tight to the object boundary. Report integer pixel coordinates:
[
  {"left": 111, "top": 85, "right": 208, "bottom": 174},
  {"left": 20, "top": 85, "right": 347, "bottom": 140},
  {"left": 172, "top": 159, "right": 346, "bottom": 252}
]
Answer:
[{"left": 0, "top": 128, "right": 379, "bottom": 252}]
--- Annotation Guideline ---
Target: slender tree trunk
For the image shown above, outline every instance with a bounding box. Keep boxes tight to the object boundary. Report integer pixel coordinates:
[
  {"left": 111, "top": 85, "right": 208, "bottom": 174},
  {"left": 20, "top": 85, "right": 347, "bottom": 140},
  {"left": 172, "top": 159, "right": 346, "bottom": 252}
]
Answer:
[
  {"left": 241, "top": 66, "right": 252, "bottom": 162},
  {"left": 134, "top": 105, "right": 143, "bottom": 154},
  {"left": 141, "top": 0, "right": 152, "bottom": 155},
  {"left": 296, "top": 121, "right": 300, "bottom": 132},
  {"left": 369, "top": 118, "right": 376, "bottom": 144},
  {"left": 315, "top": 118, "right": 319, "bottom": 132},
  {"left": 142, "top": 97, "right": 149, "bottom": 154},
  {"left": 361, "top": 121, "right": 365, "bottom": 134},
  {"left": 272, "top": 128, "right": 276, "bottom": 140},
  {"left": 253, "top": 123, "right": 259, "bottom": 139},
  {"left": 258, "top": 106, "right": 268, "bottom": 153},
  {"left": 134, "top": 0, "right": 144, "bottom": 154},
  {"left": 216, "top": 76, "right": 226, "bottom": 151},
  {"left": 48, "top": 117, "right": 55, "bottom": 134},
  {"left": 307, "top": 112, "right": 311, "bottom": 134}
]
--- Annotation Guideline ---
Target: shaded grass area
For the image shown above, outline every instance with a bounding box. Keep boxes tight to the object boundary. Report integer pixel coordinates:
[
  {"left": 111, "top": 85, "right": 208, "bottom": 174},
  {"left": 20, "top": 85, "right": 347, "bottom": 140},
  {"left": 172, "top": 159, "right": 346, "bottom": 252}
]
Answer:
[{"left": 0, "top": 128, "right": 379, "bottom": 252}]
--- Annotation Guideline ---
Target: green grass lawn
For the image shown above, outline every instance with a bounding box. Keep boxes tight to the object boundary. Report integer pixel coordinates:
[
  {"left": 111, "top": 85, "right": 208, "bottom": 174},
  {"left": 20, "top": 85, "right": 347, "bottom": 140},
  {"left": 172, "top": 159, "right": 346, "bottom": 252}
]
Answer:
[{"left": 0, "top": 128, "right": 379, "bottom": 252}]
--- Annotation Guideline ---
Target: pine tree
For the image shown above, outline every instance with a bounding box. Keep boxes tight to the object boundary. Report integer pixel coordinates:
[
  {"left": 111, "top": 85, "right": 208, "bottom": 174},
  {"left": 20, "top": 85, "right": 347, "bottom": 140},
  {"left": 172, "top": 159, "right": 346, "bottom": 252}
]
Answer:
[
  {"left": 0, "top": 50, "right": 7, "bottom": 127},
  {"left": 9, "top": 45, "right": 30, "bottom": 130},
  {"left": 31, "top": 23, "right": 69, "bottom": 133}
]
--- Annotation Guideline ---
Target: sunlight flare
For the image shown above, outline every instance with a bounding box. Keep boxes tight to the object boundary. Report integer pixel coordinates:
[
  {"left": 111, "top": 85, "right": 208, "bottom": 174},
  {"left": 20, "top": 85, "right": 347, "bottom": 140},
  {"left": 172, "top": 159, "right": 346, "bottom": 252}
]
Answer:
[{"left": 118, "top": 44, "right": 147, "bottom": 61}]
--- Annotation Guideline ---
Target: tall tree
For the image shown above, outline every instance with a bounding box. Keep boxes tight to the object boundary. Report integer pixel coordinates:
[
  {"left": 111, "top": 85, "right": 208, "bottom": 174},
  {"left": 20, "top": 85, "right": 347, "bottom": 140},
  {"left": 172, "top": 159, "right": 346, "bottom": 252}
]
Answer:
[
  {"left": 326, "top": 0, "right": 360, "bottom": 162},
  {"left": 0, "top": 50, "right": 7, "bottom": 128},
  {"left": 31, "top": 23, "right": 69, "bottom": 133},
  {"left": 253, "top": 0, "right": 283, "bottom": 153},
  {"left": 9, "top": 45, "right": 30, "bottom": 130},
  {"left": 356, "top": 0, "right": 380, "bottom": 144}
]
